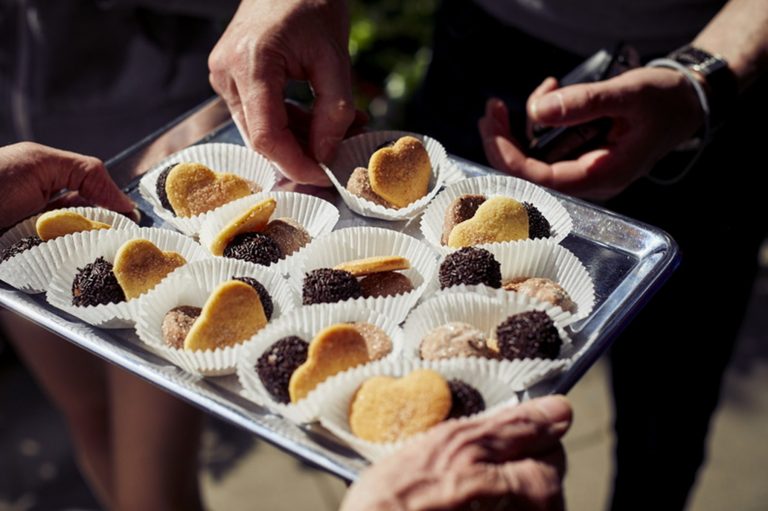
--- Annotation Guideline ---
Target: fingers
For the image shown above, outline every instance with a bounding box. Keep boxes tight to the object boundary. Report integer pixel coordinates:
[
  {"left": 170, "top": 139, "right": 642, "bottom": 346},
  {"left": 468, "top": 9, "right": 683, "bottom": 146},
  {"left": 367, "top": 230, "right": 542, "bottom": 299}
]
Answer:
[
  {"left": 529, "top": 78, "right": 621, "bottom": 126},
  {"left": 527, "top": 77, "right": 559, "bottom": 139}
]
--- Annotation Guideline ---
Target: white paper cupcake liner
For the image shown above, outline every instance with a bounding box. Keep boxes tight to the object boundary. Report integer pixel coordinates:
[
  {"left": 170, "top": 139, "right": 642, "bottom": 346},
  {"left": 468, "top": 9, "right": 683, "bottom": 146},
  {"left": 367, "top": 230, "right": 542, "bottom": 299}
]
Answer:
[
  {"left": 321, "top": 130, "right": 463, "bottom": 221},
  {"left": 425, "top": 238, "right": 595, "bottom": 323},
  {"left": 402, "top": 292, "right": 570, "bottom": 390},
  {"left": 198, "top": 191, "right": 339, "bottom": 277},
  {"left": 0, "top": 207, "right": 138, "bottom": 293},
  {"left": 133, "top": 258, "right": 298, "bottom": 376},
  {"left": 290, "top": 226, "right": 439, "bottom": 324},
  {"left": 138, "top": 143, "right": 278, "bottom": 236},
  {"left": 420, "top": 175, "right": 573, "bottom": 253},
  {"left": 315, "top": 357, "right": 520, "bottom": 461},
  {"left": 45, "top": 227, "right": 210, "bottom": 328},
  {"left": 237, "top": 302, "right": 405, "bottom": 423}
]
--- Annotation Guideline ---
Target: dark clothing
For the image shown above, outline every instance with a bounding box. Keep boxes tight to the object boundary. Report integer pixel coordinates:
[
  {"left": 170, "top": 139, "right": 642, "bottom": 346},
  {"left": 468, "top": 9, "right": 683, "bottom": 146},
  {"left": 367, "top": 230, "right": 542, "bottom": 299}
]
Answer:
[{"left": 407, "top": 1, "right": 768, "bottom": 509}]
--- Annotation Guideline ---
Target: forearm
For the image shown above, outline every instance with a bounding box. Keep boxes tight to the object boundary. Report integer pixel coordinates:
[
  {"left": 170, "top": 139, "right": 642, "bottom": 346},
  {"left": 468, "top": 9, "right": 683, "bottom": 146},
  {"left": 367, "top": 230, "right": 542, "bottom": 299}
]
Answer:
[{"left": 693, "top": 0, "right": 768, "bottom": 90}]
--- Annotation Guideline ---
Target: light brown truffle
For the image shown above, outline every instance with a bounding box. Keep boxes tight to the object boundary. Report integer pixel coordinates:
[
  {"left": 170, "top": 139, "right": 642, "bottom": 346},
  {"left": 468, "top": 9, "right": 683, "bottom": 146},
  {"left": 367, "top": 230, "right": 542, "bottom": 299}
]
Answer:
[
  {"left": 503, "top": 277, "right": 577, "bottom": 314},
  {"left": 359, "top": 271, "right": 414, "bottom": 298},
  {"left": 349, "top": 322, "right": 393, "bottom": 360},
  {"left": 419, "top": 322, "right": 498, "bottom": 360},
  {"left": 263, "top": 217, "right": 311, "bottom": 256},
  {"left": 346, "top": 167, "right": 393, "bottom": 207},
  {"left": 161, "top": 306, "right": 202, "bottom": 349}
]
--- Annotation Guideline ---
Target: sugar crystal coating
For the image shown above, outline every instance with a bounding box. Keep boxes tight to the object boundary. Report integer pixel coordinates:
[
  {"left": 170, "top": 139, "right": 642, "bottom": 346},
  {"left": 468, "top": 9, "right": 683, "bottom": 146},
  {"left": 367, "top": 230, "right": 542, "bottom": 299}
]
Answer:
[{"left": 161, "top": 305, "right": 202, "bottom": 348}]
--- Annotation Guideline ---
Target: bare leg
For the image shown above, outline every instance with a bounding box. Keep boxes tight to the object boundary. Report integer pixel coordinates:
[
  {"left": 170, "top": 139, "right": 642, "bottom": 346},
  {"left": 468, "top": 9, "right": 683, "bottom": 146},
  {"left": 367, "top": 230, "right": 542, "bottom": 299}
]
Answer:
[
  {"left": 0, "top": 312, "right": 114, "bottom": 508},
  {"left": 109, "top": 365, "right": 204, "bottom": 511}
]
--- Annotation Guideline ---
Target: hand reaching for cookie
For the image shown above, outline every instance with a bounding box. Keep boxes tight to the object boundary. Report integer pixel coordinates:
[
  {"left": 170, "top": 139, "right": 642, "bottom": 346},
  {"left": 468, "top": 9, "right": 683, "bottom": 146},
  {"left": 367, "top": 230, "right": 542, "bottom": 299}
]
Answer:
[
  {"left": 340, "top": 395, "right": 572, "bottom": 511},
  {"left": 0, "top": 142, "right": 135, "bottom": 230}
]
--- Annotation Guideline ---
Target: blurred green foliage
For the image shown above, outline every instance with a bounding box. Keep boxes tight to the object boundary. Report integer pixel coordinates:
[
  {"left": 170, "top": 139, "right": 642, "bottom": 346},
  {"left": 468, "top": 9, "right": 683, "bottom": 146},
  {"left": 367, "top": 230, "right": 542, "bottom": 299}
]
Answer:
[{"left": 349, "top": 0, "right": 437, "bottom": 128}]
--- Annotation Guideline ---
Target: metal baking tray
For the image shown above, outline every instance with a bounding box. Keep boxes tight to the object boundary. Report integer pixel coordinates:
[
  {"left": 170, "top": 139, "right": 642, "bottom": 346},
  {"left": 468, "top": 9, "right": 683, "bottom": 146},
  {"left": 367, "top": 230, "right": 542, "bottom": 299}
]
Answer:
[{"left": 0, "top": 97, "right": 679, "bottom": 481}]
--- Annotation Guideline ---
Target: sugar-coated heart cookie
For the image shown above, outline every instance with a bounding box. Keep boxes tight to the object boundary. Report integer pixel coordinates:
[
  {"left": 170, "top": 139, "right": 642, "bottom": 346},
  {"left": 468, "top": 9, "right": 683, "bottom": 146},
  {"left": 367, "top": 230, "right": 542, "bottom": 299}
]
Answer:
[
  {"left": 348, "top": 369, "right": 452, "bottom": 443},
  {"left": 183, "top": 280, "right": 268, "bottom": 351},
  {"left": 112, "top": 239, "right": 186, "bottom": 299},
  {"left": 165, "top": 162, "right": 252, "bottom": 217},
  {"left": 210, "top": 197, "right": 277, "bottom": 256},
  {"left": 368, "top": 136, "right": 431, "bottom": 208},
  {"left": 288, "top": 323, "right": 371, "bottom": 403},
  {"left": 447, "top": 196, "right": 529, "bottom": 248},
  {"left": 334, "top": 255, "right": 410, "bottom": 277},
  {"left": 35, "top": 210, "right": 111, "bottom": 241}
]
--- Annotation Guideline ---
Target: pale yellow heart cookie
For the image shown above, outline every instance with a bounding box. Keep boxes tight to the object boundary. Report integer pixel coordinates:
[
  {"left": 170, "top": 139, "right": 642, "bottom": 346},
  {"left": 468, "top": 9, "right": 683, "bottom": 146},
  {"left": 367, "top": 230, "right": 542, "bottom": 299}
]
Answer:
[
  {"left": 348, "top": 369, "right": 452, "bottom": 443},
  {"left": 165, "top": 162, "right": 252, "bottom": 217},
  {"left": 210, "top": 197, "right": 277, "bottom": 256},
  {"left": 447, "top": 196, "right": 529, "bottom": 248},
  {"left": 288, "top": 323, "right": 371, "bottom": 403},
  {"left": 112, "top": 239, "right": 186, "bottom": 299},
  {"left": 183, "top": 280, "right": 268, "bottom": 351},
  {"left": 35, "top": 211, "right": 111, "bottom": 241},
  {"left": 368, "top": 136, "right": 431, "bottom": 208},
  {"left": 333, "top": 255, "right": 410, "bottom": 277}
]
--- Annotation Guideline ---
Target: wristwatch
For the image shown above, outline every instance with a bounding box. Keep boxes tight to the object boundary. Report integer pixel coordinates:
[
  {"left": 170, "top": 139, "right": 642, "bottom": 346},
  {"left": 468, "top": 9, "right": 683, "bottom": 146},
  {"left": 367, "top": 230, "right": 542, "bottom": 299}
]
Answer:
[{"left": 666, "top": 44, "right": 738, "bottom": 129}]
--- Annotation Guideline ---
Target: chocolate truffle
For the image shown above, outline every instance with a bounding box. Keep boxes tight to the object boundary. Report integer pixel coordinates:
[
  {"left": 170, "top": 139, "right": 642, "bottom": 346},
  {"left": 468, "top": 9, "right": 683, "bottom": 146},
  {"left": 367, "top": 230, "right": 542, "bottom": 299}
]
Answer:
[
  {"left": 420, "top": 322, "right": 497, "bottom": 360},
  {"left": 302, "top": 268, "right": 362, "bottom": 305},
  {"left": 439, "top": 247, "right": 502, "bottom": 289},
  {"left": 256, "top": 336, "right": 309, "bottom": 404},
  {"left": 223, "top": 232, "right": 284, "bottom": 266},
  {"left": 161, "top": 305, "right": 202, "bottom": 349},
  {"left": 71, "top": 257, "right": 126, "bottom": 307},
  {"left": 359, "top": 271, "right": 414, "bottom": 298},
  {"left": 524, "top": 202, "right": 551, "bottom": 239},
  {"left": 503, "top": 277, "right": 576, "bottom": 314},
  {"left": 155, "top": 164, "right": 177, "bottom": 213},
  {"left": 346, "top": 167, "right": 393, "bottom": 207},
  {"left": 1, "top": 236, "right": 43, "bottom": 263},
  {"left": 441, "top": 194, "right": 487, "bottom": 245},
  {"left": 233, "top": 276, "right": 274, "bottom": 320},
  {"left": 262, "top": 218, "right": 311, "bottom": 256},
  {"left": 496, "top": 310, "right": 561, "bottom": 360},
  {"left": 447, "top": 380, "right": 486, "bottom": 419},
  {"left": 350, "top": 322, "right": 392, "bottom": 360}
]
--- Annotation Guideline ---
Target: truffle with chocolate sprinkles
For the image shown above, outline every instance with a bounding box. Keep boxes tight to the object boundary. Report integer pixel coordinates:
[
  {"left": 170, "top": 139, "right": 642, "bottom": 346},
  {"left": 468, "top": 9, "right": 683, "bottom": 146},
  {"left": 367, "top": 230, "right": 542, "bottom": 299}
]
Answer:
[
  {"left": 71, "top": 257, "right": 126, "bottom": 307},
  {"left": 302, "top": 268, "right": 362, "bottom": 305},
  {"left": 448, "top": 380, "right": 486, "bottom": 419},
  {"left": 1, "top": 236, "right": 43, "bottom": 263},
  {"left": 524, "top": 202, "right": 551, "bottom": 239},
  {"left": 233, "top": 276, "right": 274, "bottom": 320},
  {"left": 496, "top": 310, "right": 561, "bottom": 360},
  {"left": 256, "top": 336, "right": 309, "bottom": 403},
  {"left": 224, "top": 232, "right": 284, "bottom": 266},
  {"left": 155, "top": 164, "right": 177, "bottom": 213},
  {"left": 439, "top": 247, "right": 502, "bottom": 289}
]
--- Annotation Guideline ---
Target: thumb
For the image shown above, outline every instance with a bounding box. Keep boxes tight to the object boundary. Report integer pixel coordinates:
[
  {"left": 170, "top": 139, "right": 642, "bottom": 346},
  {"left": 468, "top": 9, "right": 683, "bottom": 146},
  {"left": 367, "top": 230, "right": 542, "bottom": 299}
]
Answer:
[{"left": 529, "top": 79, "right": 620, "bottom": 126}]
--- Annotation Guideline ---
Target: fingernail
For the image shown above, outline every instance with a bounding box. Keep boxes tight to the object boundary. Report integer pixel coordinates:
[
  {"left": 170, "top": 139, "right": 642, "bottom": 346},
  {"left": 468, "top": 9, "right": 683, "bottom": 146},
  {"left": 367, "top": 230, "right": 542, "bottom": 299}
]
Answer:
[
  {"left": 534, "top": 395, "right": 571, "bottom": 423},
  {"left": 532, "top": 93, "right": 564, "bottom": 121}
]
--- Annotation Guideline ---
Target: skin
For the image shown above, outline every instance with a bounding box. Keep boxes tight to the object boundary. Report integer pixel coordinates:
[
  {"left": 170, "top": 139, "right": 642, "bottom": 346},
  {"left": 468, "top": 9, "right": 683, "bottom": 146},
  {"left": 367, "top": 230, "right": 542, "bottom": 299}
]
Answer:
[
  {"left": 341, "top": 395, "right": 572, "bottom": 511},
  {"left": 478, "top": 0, "right": 768, "bottom": 200}
]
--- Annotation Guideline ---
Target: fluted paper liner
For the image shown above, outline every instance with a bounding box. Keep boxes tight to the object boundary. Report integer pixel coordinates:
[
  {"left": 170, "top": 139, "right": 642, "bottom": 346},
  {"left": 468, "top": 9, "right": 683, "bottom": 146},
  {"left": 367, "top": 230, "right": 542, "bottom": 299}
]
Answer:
[
  {"left": 420, "top": 175, "right": 573, "bottom": 252},
  {"left": 198, "top": 191, "right": 339, "bottom": 276},
  {"left": 402, "top": 292, "right": 570, "bottom": 389},
  {"left": 138, "top": 143, "right": 278, "bottom": 236},
  {"left": 0, "top": 207, "right": 138, "bottom": 293},
  {"left": 315, "top": 358, "right": 519, "bottom": 461},
  {"left": 425, "top": 239, "right": 595, "bottom": 323},
  {"left": 320, "top": 130, "right": 463, "bottom": 221},
  {"left": 133, "top": 258, "right": 298, "bottom": 376},
  {"left": 45, "top": 227, "right": 210, "bottom": 328},
  {"left": 237, "top": 302, "right": 404, "bottom": 423},
  {"left": 290, "top": 227, "right": 438, "bottom": 324}
]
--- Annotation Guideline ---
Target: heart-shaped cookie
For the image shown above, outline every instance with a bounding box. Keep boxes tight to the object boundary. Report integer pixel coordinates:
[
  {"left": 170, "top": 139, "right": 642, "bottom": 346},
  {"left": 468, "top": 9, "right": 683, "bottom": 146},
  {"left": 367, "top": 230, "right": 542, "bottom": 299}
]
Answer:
[
  {"left": 112, "top": 239, "right": 186, "bottom": 299},
  {"left": 368, "top": 136, "right": 431, "bottom": 208},
  {"left": 349, "top": 369, "right": 452, "bottom": 443},
  {"left": 447, "top": 196, "right": 529, "bottom": 248},
  {"left": 288, "top": 323, "right": 371, "bottom": 403},
  {"left": 35, "top": 210, "right": 111, "bottom": 241},
  {"left": 210, "top": 197, "right": 277, "bottom": 256},
  {"left": 183, "top": 280, "right": 268, "bottom": 351},
  {"left": 334, "top": 255, "right": 410, "bottom": 277},
  {"left": 165, "top": 162, "right": 252, "bottom": 217}
]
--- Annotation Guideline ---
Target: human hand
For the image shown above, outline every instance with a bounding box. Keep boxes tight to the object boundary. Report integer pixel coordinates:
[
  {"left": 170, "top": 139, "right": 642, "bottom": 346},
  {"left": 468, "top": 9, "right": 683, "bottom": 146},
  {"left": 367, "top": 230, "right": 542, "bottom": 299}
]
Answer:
[
  {"left": 340, "top": 395, "right": 572, "bottom": 511},
  {"left": 0, "top": 142, "right": 134, "bottom": 229},
  {"left": 479, "top": 67, "right": 705, "bottom": 199},
  {"left": 208, "top": 0, "right": 355, "bottom": 186}
]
